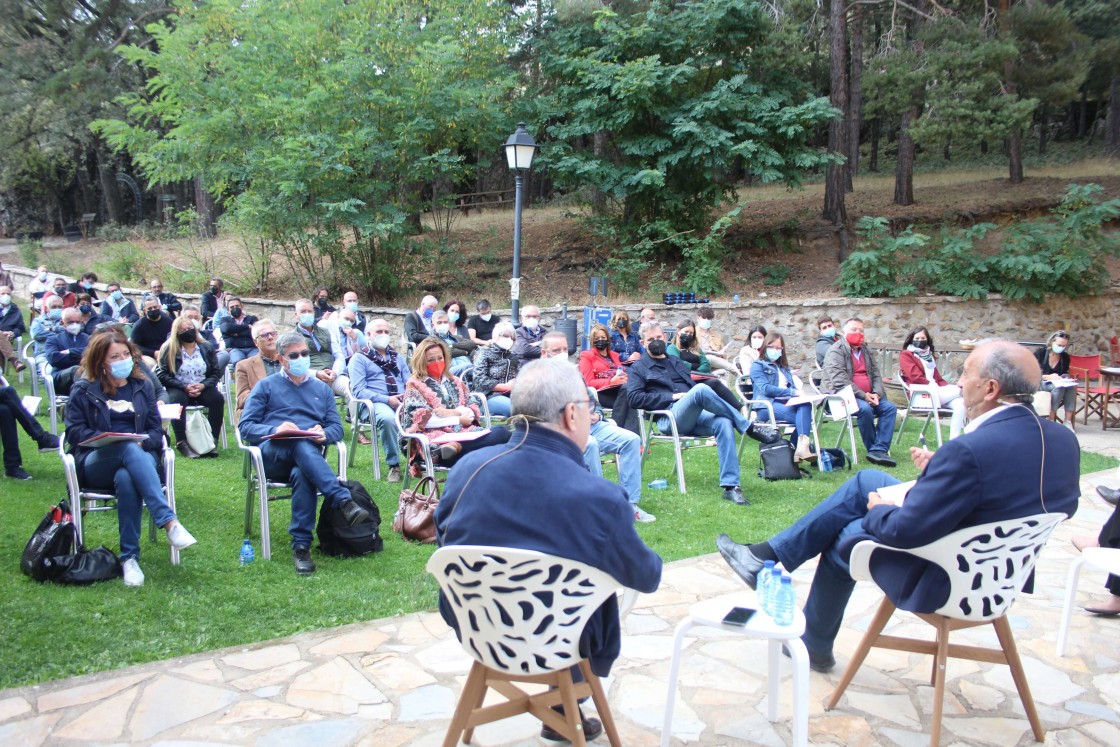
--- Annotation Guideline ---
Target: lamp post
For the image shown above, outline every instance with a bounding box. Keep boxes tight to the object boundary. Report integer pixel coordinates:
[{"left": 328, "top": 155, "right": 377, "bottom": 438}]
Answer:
[{"left": 503, "top": 122, "right": 538, "bottom": 325}]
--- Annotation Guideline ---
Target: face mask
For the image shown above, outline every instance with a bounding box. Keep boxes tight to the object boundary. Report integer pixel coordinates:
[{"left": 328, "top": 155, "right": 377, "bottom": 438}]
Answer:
[
  {"left": 146, "top": 310, "right": 162, "bottom": 321},
  {"left": 78, "top": 304, "right": 92, "bottom": 315},
  {"left": 679, "top": 333, "right": 694, "bottom": 347},
  {"left": 209, "top": 286, "right": 219, "bottom": 293},
  {"left": 698, "top": 319, "right": 712, "bottom": 330},
  {"left": 110, "top": 358, "right": 134, "bottom": 379},
  {"left": 422, "top": 307, "right": 434, "bottom": 319},
  {"left": 593, "top": 338, "right": 609, "bottom": 350},
  {"left": 38, "top": 273, "right": 47, "bottom": 281},
  {"left": 434, "top": 323, "right": 449, "bottom": 335},
  {"left": 0, "top": 294, "right": 10, "bottom": 305},
  {"left": 178, "top": 329, "right": 198, "bottom": 344},
  {"left": 82, "top": 282, "right": 92, "bottom": 290},
  {"left": 765, "top": 348, "right": 783, "bottom": 362},
  {"left": 751, "top": 337, "right": 764, "bottom": 350},
  {"left": 230, "top": 307, "right": 243, "bottom": 318},
  {"left": 846, "top": 332, "right": 864, "bottom": 347},
  {"left": 54, "top": 287, "right": 66, "bottom": 296},
  {"left": 496, "top": 337, "right": 514, "bottom": 351},
  {"left": 426, "top": 360, "right": 446, "bottom": 379},
  {"left": 647, "top": 339, "right": 666, "bottom": 356},
  {"left": 317, "top": 298, "right": 329, "bottom": 307},
  {"left": 65, "top": 323, "right": 83, "bottom": 335},
  {"left": 821, "top": 327, "right": 837, "bottom": 338},
  {"left": 1052, "top": 343, "right": 1066, "bottom": 355},
  {"left": 48, "top": 308, "right": 62, "bottom": 320},
  {"left": 111, "top": 290, "right": 123, "bottom": 302},
  {"left": 339, "top": 320, "right": 352, "bottom": 329},
  {"left": 524, "top": 318, "right": 540, "bottom": 331},
  {"left": 287, "top": 354, "right": 311, "bottom": 377},
  {"left": 479, "top": 313, "right": 492, "bottom": 322},
  {"left": 448, "top": 311, "right": 459, "bottom": 323},
  {"left": 346, "top": 301, "right": 358, "bottom": 313},
  {"left": 913, "top": 339, "right": 929, "bottom": 350},
  {"left": 616, "top": 320, "right": 628, "bottom": 329},
  {"left": 373, "top": 333, "right": 392, "bottom": 349},
  {"left": 299, "top": 312, "right": 315, "bottom": 328}
]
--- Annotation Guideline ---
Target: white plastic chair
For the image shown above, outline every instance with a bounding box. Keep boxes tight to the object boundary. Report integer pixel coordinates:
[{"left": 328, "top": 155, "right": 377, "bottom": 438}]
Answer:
[
  {"left": 40, "top": 362, "right": 68, "bottom": 435},
  {"left": 60, "top": 438, "right": 180, "bottom": 565},
  {"left": 807, "top": 369, "right": 859, "bottom": 465},
  {"left": 895, "top": 373, "right": 955, "bottom": 447},
  {"left": 1056, "top": 546, "right": 1120, "bottom": 656},
  {"left": 347, "top": 395, "right": 383, "bottom": 478},
  {"left": 427, "top": 546, "right": 625, "bottom": 747},
  {"left": 22, "top": 340, "right": 40, "bottom": 397},
  {"left": 235, "top": 428, "right": 347, "bottom": 561},
  {"left": 825, "top": 512, "right": 1066, "bottom": 747}
]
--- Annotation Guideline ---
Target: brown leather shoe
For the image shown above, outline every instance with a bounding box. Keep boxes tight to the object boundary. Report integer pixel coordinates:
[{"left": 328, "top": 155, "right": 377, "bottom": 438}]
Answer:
[{"left": 357, "top": 431, "right": 372, "bottom": 445}]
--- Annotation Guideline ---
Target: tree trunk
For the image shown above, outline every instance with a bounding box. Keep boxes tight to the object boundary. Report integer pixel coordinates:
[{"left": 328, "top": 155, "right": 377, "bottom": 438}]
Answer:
[
  {"left": 895, "top": 109, "right": 916, "bottom": 206},
  {"left": 823, "top": 0, "right": 849, "bottom": 224},
  {"left": 869, "top": 117, "right": 879, "bottom": 172},
  {"left": 1107, "top": 74, "right": 1120, "bottom": 158},
  {"left": 193, "top": 177, "right": 217, "bottom": 238},
  {"left": 1077, "top": 89, "right": 1088, "bottom": 139},
  {"left": 999, "top": 0, "right": 1024, "bottom": 182},
  {"left": 1008, "top": 129, "right": 1024, "bottom": 182},
  {"left": 97, "top": 157, "right": 123, "bottom": 225},
  {"left": 847, "top": 6, "right": 864, "bottom": 186},
  {"left": 980, "top": 139, "right": 988, "bottom": 155},
  {"left": 590, "top": 130, "right": 609, "bottom": 214}
]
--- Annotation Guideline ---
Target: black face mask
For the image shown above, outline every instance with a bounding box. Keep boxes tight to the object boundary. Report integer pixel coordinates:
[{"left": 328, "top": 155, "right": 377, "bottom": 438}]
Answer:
[
  {"left": 209, "top": 286, "right": 219, "bottom": 293},
  {"left": 78, "top": 304, "right": 92, "bottom": 315},
  {"left": 230, "top": 307, "right": 243, "bottom": 318},
  {"left": 616, "top": 320, "right": 628, "bottom": 329},
  {"left": 146, "top": 310, "right": 162, "bottom": 321},
  {"left": 593, "top": 338, "right": 609, "bottom": 350},
  {"left": 679, "top": 333, "right": 694, "bottom": 347},
  {"left": 177, "top": 329, "right": 198, "bottom": 344},
  {"left": 914, "top": 339, "right": 929, "bottom": 349},
  {"left": 647, "top": 340, "right": 666, "bottom": 356},
  {"left": 317, "top": 298, "right": 329, "bottom": 307}
]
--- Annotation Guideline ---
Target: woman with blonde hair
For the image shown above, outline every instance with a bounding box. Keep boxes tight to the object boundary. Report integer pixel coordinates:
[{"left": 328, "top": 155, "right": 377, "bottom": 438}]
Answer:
[{"left": 156, "top": 315, "right": 225, "bottom": 458}]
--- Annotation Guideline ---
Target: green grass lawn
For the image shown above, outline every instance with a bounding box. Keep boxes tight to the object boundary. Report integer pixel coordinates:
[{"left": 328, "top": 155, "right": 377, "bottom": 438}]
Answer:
[{"left": 0, "top": 378, "right": 1114, "bottom": 690}]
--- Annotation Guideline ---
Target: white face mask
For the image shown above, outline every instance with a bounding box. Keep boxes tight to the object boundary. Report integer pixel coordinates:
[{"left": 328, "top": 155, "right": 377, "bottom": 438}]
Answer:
[
  {"left": 434, "top": 323, "right": 450, "bottom": 335},
  {"left": 751, "top": 337, "right": 764, "bottom": 350},
  {"left": 372, "top": 333, "right": 391, "bottom": 349},
  {"left": 0, "top": 294, "right": 10, "bottom": 305},
  {"left": 38, "top": 273, "right": 47, "bottom": 281},
  {"left": 65, "top": 323, "right": 82, "bottom": 335},
  {"left": 496, "top": 337, "right": 514, "bottom": 351},
  {"left": 524, "top": 318, "right": 539, "bottom": 331},
  {"left": 479, "top": 313, "right": 492, "bottom": 322}
]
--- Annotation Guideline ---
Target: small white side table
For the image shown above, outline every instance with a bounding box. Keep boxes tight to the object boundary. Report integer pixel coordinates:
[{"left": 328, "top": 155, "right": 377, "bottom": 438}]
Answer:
[
  {"left": 660, "top": 591, "right": 809, "bottom": 747},
  {"left": 1056, "top": 546, "right": 1120, "bottom": 656}
]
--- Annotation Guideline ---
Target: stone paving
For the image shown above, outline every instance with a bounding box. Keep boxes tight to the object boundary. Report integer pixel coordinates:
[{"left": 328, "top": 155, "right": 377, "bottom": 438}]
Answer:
[{"left": 2, "top": 470, "right": 1120, "bottom": 745}]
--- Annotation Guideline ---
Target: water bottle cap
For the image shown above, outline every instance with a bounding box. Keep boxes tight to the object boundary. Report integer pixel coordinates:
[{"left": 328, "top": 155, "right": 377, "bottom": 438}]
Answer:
[
  {"left": 781, "top": 576, "right": 792, "bottom": 584},
  {"left": 763, "top": 559, "right": 775, "bottom": 568}
]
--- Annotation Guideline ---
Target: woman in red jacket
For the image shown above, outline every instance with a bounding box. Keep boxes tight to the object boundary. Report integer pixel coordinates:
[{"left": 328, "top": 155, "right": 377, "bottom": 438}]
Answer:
[
  {"left": 898, "top": 326, "right": 965, "bottom": 439},
  {"left": 579, "top": 323, "right": 627, "bottom": 408}
]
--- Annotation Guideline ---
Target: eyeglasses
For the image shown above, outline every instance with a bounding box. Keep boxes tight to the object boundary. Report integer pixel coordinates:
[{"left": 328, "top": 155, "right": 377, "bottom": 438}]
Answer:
[
  {"left": 1054, "top": 332, "right": 1069, "bottom": 339},
  {"left": 561, "top": 399, "right": 595, "bottom": 414},
  {"left": 256, "top": 331, "right": 277, "bottom": 340},
  {"left": 285, "top": 350, "right": 310, "bottom": 360}
]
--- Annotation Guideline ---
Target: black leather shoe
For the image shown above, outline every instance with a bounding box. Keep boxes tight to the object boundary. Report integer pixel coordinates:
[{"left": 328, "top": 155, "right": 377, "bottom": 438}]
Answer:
[
  {"left": 293, "top": 545, "right": 316, "bottom": 575},
  {"left": 745, "top": 421, "right": 782, "bottom": 444},
  {"left": 176, "top": 441, "right": 200, "bottom": 459},
  {"left": 866, "top": 450, "right": 897, "bottom": 467},
  {"left": 5, "top": 467, "right": 32, "bottom": 480},
  {"left": 721, "top": 486, "right": 749, "bottom": 506},
  {"left": 782, "top": 642, "right": 837, "bottom": 673},
  {"left": 540, "top": 709, "right": 603, "bottom": 742},
  {"left": 1097, "top": 486, "right": 1120, "bottom": 506},
  {"left": 338, "top": 498, "right": 370, "bottom": 527},
  {"left": 35, "top": 432, "right": 60, "bottom": 453},
  {"left": 716, "top": 534, "right": 764, "bottom": 588}
]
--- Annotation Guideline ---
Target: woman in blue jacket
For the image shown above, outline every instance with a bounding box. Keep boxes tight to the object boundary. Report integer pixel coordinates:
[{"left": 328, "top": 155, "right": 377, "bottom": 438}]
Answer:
[{"left": 750, "top": 332, "right": 815, "bottom": 464}]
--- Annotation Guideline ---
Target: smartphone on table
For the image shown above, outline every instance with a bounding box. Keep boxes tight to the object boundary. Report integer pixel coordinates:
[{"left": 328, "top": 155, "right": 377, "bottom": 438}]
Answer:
[{"left": 721, "top": 606, "right": 756, "bottom": 626}]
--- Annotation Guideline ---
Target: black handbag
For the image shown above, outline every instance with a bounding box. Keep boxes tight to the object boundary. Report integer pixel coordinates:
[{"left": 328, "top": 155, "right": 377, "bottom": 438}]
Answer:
[
  {"left": 758, "top": 439, "right": 808, "bottom": 481},
  {"left": 21, "top": 501, "right": 77, "bottom": 581},
  {"left": 41, "top": 546, "right": 122, "bottom": 584}
]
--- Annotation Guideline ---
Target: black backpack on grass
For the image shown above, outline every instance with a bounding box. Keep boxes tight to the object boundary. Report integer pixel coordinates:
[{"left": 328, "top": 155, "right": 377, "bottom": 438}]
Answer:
[{"left": 317, "top": 480, "right": 384, "bottom": 557}]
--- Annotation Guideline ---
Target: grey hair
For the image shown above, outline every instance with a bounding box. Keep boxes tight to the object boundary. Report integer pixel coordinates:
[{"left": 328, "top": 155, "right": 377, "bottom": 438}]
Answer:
[
  {"left": 976, "top": 339, "right": 1040, "bottom": 403},
  {"left": 62, "top": 307, "right": 82, "bottom": 322},
  {"left": 251, "top": 319, "right": 277, "bottom": 339},
  {"left": 432, "top": 309, "right": 449, "bottom": 323},
  {"left": 294, "top": 298, "right": 312, "bottom": 310},
  {"left": 638, "top": 321, "right": 662, "bottom": 339},
  {"left": 275, "top": 331, "right": 306, "bottom": 356},
  {"left": 492, "top": 321, "right": 515, "bottom": 339},
  {"left": 512, "top": 358, "right": 587, "bottom": 426}
]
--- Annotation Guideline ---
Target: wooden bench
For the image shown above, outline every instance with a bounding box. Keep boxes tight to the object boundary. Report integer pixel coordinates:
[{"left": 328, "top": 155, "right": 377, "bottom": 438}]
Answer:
[
  {"left": 79, "top": 213, "right": 97, "bottom": 240},
  {"left": 454, "top": 189, "right": 515, "bottom": 215}
]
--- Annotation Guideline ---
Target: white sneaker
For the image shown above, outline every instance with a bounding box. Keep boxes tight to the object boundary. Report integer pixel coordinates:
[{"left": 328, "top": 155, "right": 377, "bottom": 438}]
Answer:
[
  {"left": 633, "top": 506, "right": 657, "bottom": 523},
  {"left": 122, "top": 558, "right": 145, "bottom": 587},
  {"left": 167, "top": 522, "right": 197, "bottom": 550}
]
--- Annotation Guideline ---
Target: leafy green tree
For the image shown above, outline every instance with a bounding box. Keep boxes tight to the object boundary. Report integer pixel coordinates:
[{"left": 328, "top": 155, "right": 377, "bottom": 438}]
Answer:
[
  {"left": 94, "top": 0, "right": 517, "bottom": 298},
  {"left": 1067, "top": 0, "right": 1120, "bottom": 156}
]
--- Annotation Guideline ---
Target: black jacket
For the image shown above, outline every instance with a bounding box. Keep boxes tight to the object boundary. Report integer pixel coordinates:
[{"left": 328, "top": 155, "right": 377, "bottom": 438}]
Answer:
[
  {"left": 130, "top": 313, "right": 173, "bottom": 357},
  {"left": 625, "top": 353, "right": 695, "bottom": 412},
  {"left": 155, "top": 341, "right": 222, "bottom": 392}
]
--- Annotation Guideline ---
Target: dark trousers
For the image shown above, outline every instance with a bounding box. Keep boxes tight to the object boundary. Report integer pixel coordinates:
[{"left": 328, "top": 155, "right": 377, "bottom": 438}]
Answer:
[
  {"left": 166, "top": 386, "right": 225, "bottom": 443},
  {"left": 0, "top": 385, "right": 46, "bottom": 471},
  {"left": 1099, "top": 503, "right": 1120, "bottom": 596}
]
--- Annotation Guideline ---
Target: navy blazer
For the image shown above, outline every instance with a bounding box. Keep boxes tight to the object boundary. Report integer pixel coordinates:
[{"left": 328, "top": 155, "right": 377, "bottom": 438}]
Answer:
[
  {"left": 857, "top": 406, "right": 1080, "bottom": 613},
  {"left": 624, "top": 353, "right": 695, "bottom": 412}
]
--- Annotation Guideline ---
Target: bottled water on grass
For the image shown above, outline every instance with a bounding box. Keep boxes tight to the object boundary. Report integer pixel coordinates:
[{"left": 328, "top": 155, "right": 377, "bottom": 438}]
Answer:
[{"left": 239, "top": 539, "right": 255, "bottom": 566}]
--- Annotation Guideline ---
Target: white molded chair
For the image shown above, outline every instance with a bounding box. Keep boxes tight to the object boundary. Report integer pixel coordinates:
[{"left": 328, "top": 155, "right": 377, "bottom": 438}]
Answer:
[
  {"left": 825, "top": 512, "right": 1066, "bottom": 747},
  {"left": 427, "top": 546, "right": 625, "bottom": 747},
  {"left": 60, "top": 438, "right": 180, "bottom": 565},
  {"left": 22, "top": 340, "right": 41, "bottom": 396},
  {"left": 1056, "top": 546, "right": 1120, "bottom": 656},
  {"left": 895, "top": 373, "right": 955, "bottom": 447},
  {"left": 807, "top": 369, "right": 859, "bottom": 465},
  {"left": 235, "top": 428, "right": 347, "bottom": 561}
]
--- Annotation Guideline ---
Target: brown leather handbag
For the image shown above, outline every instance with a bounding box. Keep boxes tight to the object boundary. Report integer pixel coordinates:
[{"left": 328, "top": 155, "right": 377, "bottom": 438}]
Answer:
[{"left": 393, "top": 476, "right": 440, "bottom": 544}]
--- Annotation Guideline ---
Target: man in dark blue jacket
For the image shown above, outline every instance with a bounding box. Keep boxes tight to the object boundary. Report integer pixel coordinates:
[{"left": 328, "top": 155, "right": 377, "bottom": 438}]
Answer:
[
  {"left": 436, "top": 357, "right": 662, "bottom": 741},
  {"left": 717, "top": 340, "right": 1080, "bottom": 673},
  {"left": 45, "top": 308, "right": 90, "bottom": 370}
]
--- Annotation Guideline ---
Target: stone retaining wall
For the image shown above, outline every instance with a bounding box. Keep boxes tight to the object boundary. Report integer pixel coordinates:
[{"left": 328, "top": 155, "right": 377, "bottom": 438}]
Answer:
[{"left": 5, "top": 263, "right": 1116, "bottom": 372}]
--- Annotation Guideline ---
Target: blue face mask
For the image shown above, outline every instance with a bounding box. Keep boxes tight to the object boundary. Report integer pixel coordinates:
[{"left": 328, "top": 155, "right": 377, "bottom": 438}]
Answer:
[
  {"left": 821, "top": 327, "right": 837, "bottom": 338},
  {"left": 423, "top": 307, "right": 434, "bottom": 319},
  {"left": 48, "top": 308, "right": 62, "bottom": 320},
  {"left": 448, "top": 311, "right": 459, "bottom": 323},
  {"left": 287, "top": 354, "right": 311, "bottom": 377},
  {"left": 299, "top": 312, "right": 315, "bottom": 328},
  {"left": 1052, "top": 343, "right": 1066, "bottom": 355},
  {"left": 110, "top": 358, "right": 134, "bottom": 379},
  {"left": 346, "top": 302, "right": 358, "bottom": 312},
  {"left": 111, "top": 290, "right": 123, "bottom": 302},
  {"left": 339, "top": 320, "right": 352, "bottom": 329},
  {"left": 765, "top": 348, "right": 783, "bottom": 362}
]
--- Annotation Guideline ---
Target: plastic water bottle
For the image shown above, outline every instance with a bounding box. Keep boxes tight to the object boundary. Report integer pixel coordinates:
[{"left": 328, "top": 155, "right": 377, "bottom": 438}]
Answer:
[
  {"left": 774, "top": 575, "right": 795, "bottom": 626},
  {"left": 648, "top": 479, "right": 668, "bottom": 490},
  {"left": 732, "top": 294, "right": 740, "bottom": 303},
  {"left": 764, "top": 566, "right": 782, "bottom": 615},
  {"left": 819, "top": 448, "right": 833, "bottom": 473},
  {"left": 239, "top": 539, "right": 255, "bottom": 566},
  {"left": 758, "top": 559, "right": 776, "bottom": 608}
]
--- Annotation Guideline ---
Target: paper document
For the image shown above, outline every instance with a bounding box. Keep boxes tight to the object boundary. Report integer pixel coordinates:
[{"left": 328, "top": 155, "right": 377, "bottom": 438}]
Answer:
[
  {"left": 431, "top": 429, "right": 492, "bottom": 444},
  {"left": 261, "top": 429, "right": 324, "bottom": 441},
  {"left": 425, "top": 414, "right": 461, "bottom": 429},
  {"left": 786, "top": 393, "right": 826, "bottom": 407},
  {"left": 158, "top": 403, "right": 183, "bottom": 420},
  {"left": 827, "top": 385, "right": 860, "bottom": 419},
  {"left": 21, "top": 396, "right": 42, "bottom": 416},
  {"left": 1049, "top": 378, "right": 1078, "bottom": 389},
  {"left": 876, "top": 479, "right": 917, "bottom": 507},
  {"left": 79, "top": 432, "right": 148, "bottom": 448}
]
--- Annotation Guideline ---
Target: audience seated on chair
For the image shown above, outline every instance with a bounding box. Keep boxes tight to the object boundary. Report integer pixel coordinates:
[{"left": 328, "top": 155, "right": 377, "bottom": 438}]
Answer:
[
  {"left": 219, "top": 296, "right": 259, "bottom": 367},
  {"left": 814, "top": 315, "right": 837, "bottom": 368},
  {"left": 200, "top": 277, "right": 228, "bottom": 322},
  {"left": 431, "top": 310, "right": 472, "bottom": 376},
  {"left": 347, "top": 318, "right": 407, "bottom": 483},
  {"left": 234, "top": 319, "right": 281, "bottom": 422},
  {"left": 434, "top": 356, "right": 663, "bottom": 740},
  {"left": 609, "top": 309, "right": 642, "bottom": 362},
  {"left": 717, "top": 340, "right": 1080, "bottom": 674},
  {"left": 0, "top": 373, "right": 59, "bottom": 480},
  {"left": 738, "top": 324, "right": 768, "bottom": 371},
  {"left": 181, "top": 305, "right": 229, "bottom": 372},
  {"left": 1035, "top": 329, "right": 1077, "bottom": 426},
  {"left": 130, "top": 296, "right": 173, "bottom": 362},
  {"left": 341, "top": 290, "right": 366, "bottom": 332},
  {"left": 312, "top": 286, "right": 336, "bottom": 322},
  {"left": 404, "top": 294, "right": 439, "bottom": 346},
  {"left": 26, "top": 266, "right": 52, "bottom": 304},
  {"left": 466, "top": 298, "right": 500, "bottom": 348},
  {"left": 45, "top": 307, "right": 89, "bottom": 372},
  {"left": 328, "top": 306, "right": 366, "bottom": 366},
  {"left": 668, "top": 319, "right": 711, "bottom": 373},
  {"left": 237, "top": 331, "right": 369, "bottom": 576},
  {"left": 31, "top": 296, "right": 66, "bottom": 365},
  {"left": 142, "top": 278, "right": 182, "bottom": 318},
  {"left": 898, "top": 325, "right": 965, "bottom": 439},
  {"left": 64, "top": 331, "right": 198, "bottom": 586},
  {"left": 750, "top": 331, "right": 816, "bottom": 464},
  {"left": 76, "top": 293, "right": 108, "bottom": 336},
  {"left": 442, "top": 298, "right": 475, "bottom": 356},
  {"left": 400, "top": 337, "right": 511, "bottom": 474},
  {"left": 512, "top": 304, "right": 545, "bottom": 363},
  {"left": 68, "top": 271, "right": 99, "bottom": 300},
  {"left": 40, "top": 276, "right": 76, "bottom": 315},
  {"left": 99, "top": 282, "right": 139, "bottom": 325},
  {"left": 292, "top": 297, "right": 349, "bottom": 399},
  {"left": 696, "top": 306, "right": 738, "bottom": 375},
  {"left": 1070, "top": 498, "right": 1120, "bottom": 615},
  {"left": 472, "top": 321, "right": 520, "bottom": 417},
  {"left": 822, "top": 317, "right": 897, "bottom": 467},
  {"left": 0, "top": 285, "right": 26, "bottom": 375},
  {"left": 580, "top": 323, "right": 626, "bottom": 409},
  {"left": 156, "top": 316, "right": 225, "bottom": 459}
]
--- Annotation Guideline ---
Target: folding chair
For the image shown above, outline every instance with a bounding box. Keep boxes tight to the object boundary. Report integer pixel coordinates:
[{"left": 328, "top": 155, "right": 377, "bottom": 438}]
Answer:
[
  {"left": 22, "top": 340, "right": 42, "bottom": 397},
  {"left": 347, "top": 395, "right": 382, "bottom": 478},
  {"left": 1069, "top": 353, "right": 1113, "bottom": 427},
  {"left": 40, "top": 362, "right": 69, "bottom": 435},
  {"left": 807, "top": 369, "right": 859, "bottom": 465},
  {"left": 895, "top": 373, "right": 955, "bottom": 447}
]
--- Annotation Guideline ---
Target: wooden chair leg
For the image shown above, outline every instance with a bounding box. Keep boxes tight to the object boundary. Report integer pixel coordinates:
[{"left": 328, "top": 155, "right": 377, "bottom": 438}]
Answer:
[
  {"left": 460, "top": 666, "right": 492, "bottom": 745},
  {"left": 992, "top": 616, "right": 1045, "bottom": 742},
  {"left": 556, "top": 669, "right": 586, "bottom": 747},
  {"left": 443, "top": 661, "right": 488, "bottom": 747},
  {"left": 928, "top": 616, "right": 951, "bottom": 747},
  {"left": 827, "top": 598, "right": 896, "bottom": 710},
  {"left": 580, "top": 660, "right": 622, "bottom": 747}
]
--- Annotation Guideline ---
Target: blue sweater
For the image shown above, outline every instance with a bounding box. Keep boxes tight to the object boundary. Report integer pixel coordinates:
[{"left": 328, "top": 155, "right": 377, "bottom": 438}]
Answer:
[
  {"left": 348, "top": 348, "right": 411, "bottom": 405},
  {"left": 238, "top": 372, "right": 344, "bottom": 445}
]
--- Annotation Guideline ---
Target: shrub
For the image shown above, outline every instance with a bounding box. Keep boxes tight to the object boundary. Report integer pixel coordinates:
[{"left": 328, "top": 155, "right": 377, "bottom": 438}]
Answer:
[
  {"left": 96, "top": 242, "right": 149, "bottom": 285},
  {"left": 760, "top": 264, "right": 791, "bottom": 286},
  {"left": 17, "top": 238, "right": 41, "bottom": 267}
]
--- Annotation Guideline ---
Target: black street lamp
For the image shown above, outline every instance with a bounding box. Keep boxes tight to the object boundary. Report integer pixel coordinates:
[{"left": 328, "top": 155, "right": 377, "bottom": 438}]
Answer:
[{"left": 503, "top": 122, "right": 538, "bottom": 325}]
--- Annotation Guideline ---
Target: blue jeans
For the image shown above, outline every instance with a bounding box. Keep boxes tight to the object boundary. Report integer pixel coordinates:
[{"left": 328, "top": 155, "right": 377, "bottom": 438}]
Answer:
[
  {"left": 854, "top": 397, "right": 897, "bottom": 453},
  {"left": 260, "top": 438, "right": 350, "bottom": 548},
  {"left": 769, "top": 469, "right": 899, "bottom": 656},
  {"left": 82, "top": 441, "right": 176, "bottom": 562},
  {"left": 583, "top": 419, "right": 642, "bottom": 504},
  {"left": 760, "top": 401, "right": 812, "bottom": 442},
  {"left": 487, "top": 394, "right": 511, "bottom": 418},
  {"left": 227, "top": 347, "right": 259, "bottom": 367},
  {"left": 358, "top": 401, "right": 401, "bottom": 467},
  {"left": 662, "top": 385, "right": 748, "bottom": 487}
]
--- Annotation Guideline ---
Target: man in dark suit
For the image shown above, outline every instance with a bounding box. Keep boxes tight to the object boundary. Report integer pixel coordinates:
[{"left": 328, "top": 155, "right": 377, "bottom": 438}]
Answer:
[{"left": 717, "top": 340, "right": 1081, "bottom": 673}]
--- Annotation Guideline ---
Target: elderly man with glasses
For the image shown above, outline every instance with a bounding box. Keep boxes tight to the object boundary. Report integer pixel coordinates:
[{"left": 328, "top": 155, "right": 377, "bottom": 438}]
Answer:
[
  {"left": 239, "top": 330, "right": 370, "bottom": 576},
  {"left": 234, "top": 319, "right": 282, "bottom": 423},
  {"left": 143, "top": 279, "right": 182, "bottom": 318}
]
